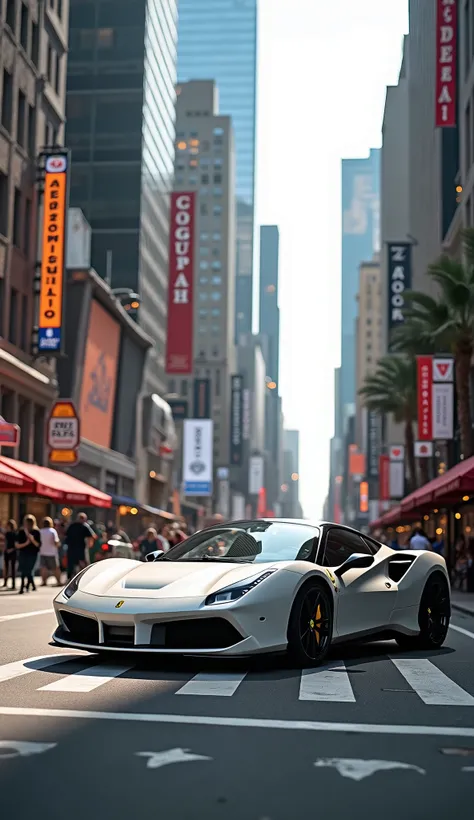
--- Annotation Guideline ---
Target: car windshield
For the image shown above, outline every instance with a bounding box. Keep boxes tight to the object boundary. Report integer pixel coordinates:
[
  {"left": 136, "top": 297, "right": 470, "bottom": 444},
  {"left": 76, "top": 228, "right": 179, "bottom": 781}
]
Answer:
[{"left": 156, "top": 521, "right": 320, "bottom": 563}]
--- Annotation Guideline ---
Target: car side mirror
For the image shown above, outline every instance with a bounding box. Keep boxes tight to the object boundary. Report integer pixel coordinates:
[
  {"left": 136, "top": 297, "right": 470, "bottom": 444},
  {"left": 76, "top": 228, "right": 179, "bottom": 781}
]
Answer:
[
  {"left": 145, "top": 549, "right": 164, "bottom": 562},
  {"left": 334, "top": 553, "right": 374, "bottom": 578}
]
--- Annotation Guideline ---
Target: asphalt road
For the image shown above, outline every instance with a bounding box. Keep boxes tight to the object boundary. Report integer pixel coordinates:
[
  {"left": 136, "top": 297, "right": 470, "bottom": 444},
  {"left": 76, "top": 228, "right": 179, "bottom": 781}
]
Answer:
[{"left": 1, "top": 584, "right": 474, "bottom": 820}]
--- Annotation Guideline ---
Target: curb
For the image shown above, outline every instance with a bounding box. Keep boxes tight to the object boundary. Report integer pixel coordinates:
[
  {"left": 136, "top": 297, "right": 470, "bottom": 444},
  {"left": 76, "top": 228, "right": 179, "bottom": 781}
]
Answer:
[{"left": 452, "top": 601, "right": 474, "bottom": 616}]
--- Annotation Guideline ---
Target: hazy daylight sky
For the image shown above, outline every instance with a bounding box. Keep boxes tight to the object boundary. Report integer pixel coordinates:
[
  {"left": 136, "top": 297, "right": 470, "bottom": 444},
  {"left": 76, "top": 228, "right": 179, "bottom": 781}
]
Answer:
[{"left": 254, "top": 0, "right": 409, "bottom": 518}]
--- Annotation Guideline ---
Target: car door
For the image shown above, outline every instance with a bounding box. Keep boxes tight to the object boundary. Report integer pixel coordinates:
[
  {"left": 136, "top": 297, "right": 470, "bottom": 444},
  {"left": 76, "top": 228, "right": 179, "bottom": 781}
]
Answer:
[{"left": 321, "top": 528, "right": 396, "bottom": 638}]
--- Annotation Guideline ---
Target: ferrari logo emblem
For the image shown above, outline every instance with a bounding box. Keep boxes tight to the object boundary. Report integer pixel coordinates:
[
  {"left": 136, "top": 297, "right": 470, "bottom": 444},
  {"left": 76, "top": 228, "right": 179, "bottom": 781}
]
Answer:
[
  {"left": 115, "top": 600, "right": 125, "bottom": 609},
  {"left": 325, "top": 569, "right": 338, "bottom": 591}
]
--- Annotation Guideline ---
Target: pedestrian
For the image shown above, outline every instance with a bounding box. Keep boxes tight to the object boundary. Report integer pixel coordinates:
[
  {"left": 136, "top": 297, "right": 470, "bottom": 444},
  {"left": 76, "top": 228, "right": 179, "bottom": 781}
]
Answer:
[
  {"left": 39, "top": 516, "right": 61, "bottom": 587},
  {"left": 139, "top": 527, "right": 164, "bottom": 560},
  {"left": 65, "top": 512, "right": 94, "bottom": 580},
  {"left": 2, "top": 519, "right": 18, "bottom": 589},
  {"left": 157, "top": 523, "right": 171, "bottom": 552},
  {"left": 408, "top": 527, "right": 432, "bottom": 551},
  {"left": 16, "top": 514, "right": 41, "bottom": 594}
]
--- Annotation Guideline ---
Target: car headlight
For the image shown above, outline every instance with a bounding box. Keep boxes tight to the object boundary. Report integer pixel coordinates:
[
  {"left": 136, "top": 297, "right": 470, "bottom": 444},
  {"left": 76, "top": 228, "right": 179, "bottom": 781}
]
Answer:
[
  {"left": 63, "top": 565, "right": 94, "bottom": 599},
  {"left": 205, "top": 570, "right": 277, "bottom": 606}
]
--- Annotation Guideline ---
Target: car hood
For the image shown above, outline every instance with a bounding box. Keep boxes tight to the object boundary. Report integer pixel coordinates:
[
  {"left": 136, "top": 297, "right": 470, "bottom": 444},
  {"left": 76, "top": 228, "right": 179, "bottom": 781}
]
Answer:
[{"left": 79, "top": 558, "right": 287, "bottom": 599}]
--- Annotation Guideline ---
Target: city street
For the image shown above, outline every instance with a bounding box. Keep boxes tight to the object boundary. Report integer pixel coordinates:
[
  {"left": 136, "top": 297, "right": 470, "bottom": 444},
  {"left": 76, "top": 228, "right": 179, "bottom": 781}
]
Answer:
[{"left": 0, "top": 587, "right": 473, "bottom": 819}]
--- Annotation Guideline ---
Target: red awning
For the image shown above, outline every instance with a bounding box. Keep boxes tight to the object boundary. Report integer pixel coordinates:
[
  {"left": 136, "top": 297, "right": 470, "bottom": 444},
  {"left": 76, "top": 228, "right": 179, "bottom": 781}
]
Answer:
[
  {"left": 381, "top": 505, "right": 403, "bottom": 526},
  {"left": 0, "top": 456, "right": 112, "bottom": 508},
  {"left": 0, "top": 461, "right": 35, "bottom": 494},
  {"left": 401, "top": 455, "right": 474, "bottom": 511}
]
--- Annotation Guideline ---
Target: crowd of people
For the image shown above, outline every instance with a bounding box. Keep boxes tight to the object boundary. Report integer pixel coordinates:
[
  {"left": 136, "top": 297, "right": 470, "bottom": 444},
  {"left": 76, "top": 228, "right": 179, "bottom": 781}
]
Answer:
[{"left": 0, "top": 512, "right": 190, "bottom": 594}]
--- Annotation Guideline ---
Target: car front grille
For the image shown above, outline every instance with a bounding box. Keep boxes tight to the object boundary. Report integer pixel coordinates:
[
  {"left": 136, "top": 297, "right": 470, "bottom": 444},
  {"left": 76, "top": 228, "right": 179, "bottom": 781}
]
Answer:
[
  {"left": 103, "top": 625, "right": 135, "bottom": 646},
  {"left": 60, "top": 611, "right": 99, "bottom": 645},
  {"left": 151, "top": 617, "right": 243, "bottom": 649}
]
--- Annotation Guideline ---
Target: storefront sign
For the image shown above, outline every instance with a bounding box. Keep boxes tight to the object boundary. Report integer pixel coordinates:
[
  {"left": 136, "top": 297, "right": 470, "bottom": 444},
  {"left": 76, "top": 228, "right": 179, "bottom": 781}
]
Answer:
[
  {"left": 433, "top": 383, "right": 454, "bottom": 439},
  {"left": 230, "top": 374, "right": 243, "bottom": 466},
  {"left": 435, "top": 0, "right": 457, "bottom": 127},
  {"left": 359, "top": 481, "right": 369, "bottom": 514},
  {"left": 183, "top": 419, "right": 213, "bottom": 496},
  {"left": 387, "top": 243, "right": 412, "bottom": 341},
  {"left": 366, "top": 410, "right": 381, "bottom": 499},
  {"left": 417, "top": 356, "right": 433, "bottom": 440},
  {"left": 389, "top": 445, "right": 405, "bottom": 462},
  {"left": 38, "top": 151, "right": 69, "bottom": 353},
  {"left": 389, "top": 461, "right": 404, "bottom": 499},
  {"left": 193, "top": 378, "right": 211, "bottom": 419},
  {"left": 433, "top": 357, "right": 454, "bottom": 382},
  {"left": 0, "top": 417, "right": 20, "bottom": 447},
  {"left": 415, "top": 441, "right": 433, "bottom": 458},
  {"left": 166, "top": 192, "right": 196, "bottom": 374},
  {"left": 47, "top": 400, "right": 80, "bottom": 466},
  {"left": 249, "top": 454, "right": 264, "bottom": 495}
]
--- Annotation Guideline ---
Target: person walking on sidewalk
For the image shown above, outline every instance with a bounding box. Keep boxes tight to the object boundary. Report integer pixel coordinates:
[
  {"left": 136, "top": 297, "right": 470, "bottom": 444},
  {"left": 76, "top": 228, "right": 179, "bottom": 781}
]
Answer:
[
  {"left": 2, "top": 519, "right": 18, "bottom": 589},
  {"left": 65, "top": 512, "right": 94, "bottom": 579},
  {"left": 39, "top": 517, "right": 61, "bottom": 586},
  {"left": 16, "top": 515, "right": 41, "bottom": 594}
]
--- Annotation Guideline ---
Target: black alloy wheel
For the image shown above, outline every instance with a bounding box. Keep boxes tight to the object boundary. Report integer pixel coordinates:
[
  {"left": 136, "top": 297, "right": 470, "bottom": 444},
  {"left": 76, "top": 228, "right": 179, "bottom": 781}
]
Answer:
[
  {"left": 287, "top": 581, "right": 333, "bottom": 667},
  {"left": 395, "top": 572, "right": 450, "bottom": 650}
]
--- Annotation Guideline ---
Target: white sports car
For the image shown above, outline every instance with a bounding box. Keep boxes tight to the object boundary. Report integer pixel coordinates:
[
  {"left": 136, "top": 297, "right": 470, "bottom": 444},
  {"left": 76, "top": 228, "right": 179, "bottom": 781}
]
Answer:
[{"left": 52, "top": 519, "right": 451, "bottom": 667}]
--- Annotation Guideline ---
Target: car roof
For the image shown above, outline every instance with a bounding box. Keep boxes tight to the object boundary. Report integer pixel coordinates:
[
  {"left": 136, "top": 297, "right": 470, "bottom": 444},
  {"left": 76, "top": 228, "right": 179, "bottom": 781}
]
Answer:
[{"left": 200, "top": 518, "right": 371, "bottom": 536}]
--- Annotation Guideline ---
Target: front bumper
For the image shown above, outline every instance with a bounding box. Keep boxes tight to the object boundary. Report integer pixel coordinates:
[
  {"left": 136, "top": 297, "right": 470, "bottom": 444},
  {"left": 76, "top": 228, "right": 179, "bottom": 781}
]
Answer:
[{"left": 52, "top": 589, "right": 289, "bottom": 656}]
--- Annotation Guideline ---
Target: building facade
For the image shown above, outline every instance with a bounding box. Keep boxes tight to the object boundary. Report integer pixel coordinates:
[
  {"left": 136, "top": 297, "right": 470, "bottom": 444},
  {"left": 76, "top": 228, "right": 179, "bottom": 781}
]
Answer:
[
  {"left": 281, "top": 429, "right": 302, "bottom": 518},
  {"left": 66, "top": 0, "right": 178, "bottom": 397},
  {"left": 169, "top": 80, "right": 236, "bottom": 479},
  {"left": 0, "top": 0, "right": 69, "bottom": 493},
  {"left": 176, "top": 0, "right": 257, "bottom": 341},
  {"left": 355, "top": 254, "right": 382, "bottom": 448}
]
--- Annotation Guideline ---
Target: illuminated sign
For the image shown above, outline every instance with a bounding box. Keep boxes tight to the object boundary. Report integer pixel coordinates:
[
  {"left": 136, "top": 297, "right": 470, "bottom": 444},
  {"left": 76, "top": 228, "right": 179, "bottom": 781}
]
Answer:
[
  {"left": 47, "top": 400, "right": 80, "bottom": 467},
  {"left": 38, "top": 152, "right": 69, "bottom": 353}
]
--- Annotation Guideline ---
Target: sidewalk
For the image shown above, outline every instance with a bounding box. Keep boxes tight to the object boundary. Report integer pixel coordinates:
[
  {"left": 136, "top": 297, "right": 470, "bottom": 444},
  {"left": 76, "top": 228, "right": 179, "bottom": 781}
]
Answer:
[{"left": 451, "top": 591, "right": 474, "bottom": 616}]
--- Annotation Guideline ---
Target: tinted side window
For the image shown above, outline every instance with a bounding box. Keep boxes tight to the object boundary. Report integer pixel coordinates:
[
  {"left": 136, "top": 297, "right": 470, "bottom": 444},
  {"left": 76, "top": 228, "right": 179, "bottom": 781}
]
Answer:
[
  {"left": 323, "top": 529, "right": 373, "bottom": 567},
  {"left": 362, "top": 536, "right": 382, "bottom": 555}
]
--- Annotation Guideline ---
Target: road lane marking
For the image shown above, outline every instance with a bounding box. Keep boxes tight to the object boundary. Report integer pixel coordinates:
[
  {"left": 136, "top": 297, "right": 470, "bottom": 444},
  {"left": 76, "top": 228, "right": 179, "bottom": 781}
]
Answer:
[
  {"left": 175, "top": 672, "right": 247, "bottom": 697},
  {"left": 0, "top": 609, "right": 52, "bottom": 623},
  {"left": 135, "top": 749, "right": 212, "bottom": 769},
  {"left": 299, "top": 661, "right": 355, "bottom": 702},
  {"left": 450, "top": 624, "right": 474, "bottom": 640},
  {"left": 0, "top": 741, "right": 56, "bottom": 759},
  {"left": 391, "top": 658, "right": 474, "bottom": 706},
  {"left": 2, "top": 706, "right": 474, "bottom": 736},
  {"left": 313, "top": 758, "right": 426, "bottom": 780},
  {"left": 0, "top": 654, "right": 83, "bottom": 684},
  {"left": 38, "top": 664, "right": 134, "bottom": 693}
]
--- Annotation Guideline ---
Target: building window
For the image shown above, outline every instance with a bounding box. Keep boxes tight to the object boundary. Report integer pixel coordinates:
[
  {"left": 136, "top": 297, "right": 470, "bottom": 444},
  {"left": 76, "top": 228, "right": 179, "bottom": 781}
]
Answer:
[
  {"left": 214, "top": 158, "right": 223, "bottom": 167},
  {"left": 213, "top": 127, "right": 224, "bottom": 136},
  {"left": 213, "top": 187, "right": 222, "bottom": 197},
  {"left": 54, "top": 55, "right": 61, "bottom": 95},
  {"left": 199, "top": 292, "right": 208, "bottom": 301},
  {"left": 211, "top": 292, "right": 221, "bottom": 301},
  {"left": 200, "top": 246, "right": 209, "bottom": 256},
  {"left": 31, "top": 21, "right": 39, "bottom": 65},
  {"left": 0, "top": 173, "right": 8, "bottom": 235},
  {"left": 1, "top": 70, "right": 14, "bottom": 134},
  {"left": 9, "top": 288, "right": 18, "bottom": 345},
  {"left": 181, "top": 381, "right": 188, "bottom": 397},
  {"left": 198, "top": 308, "right": 208, "bottom": 317},
  {"left": 200, "top": 232, "right": 209, "bottom": 241},
  {"left": 58, "top": 0, "right": 63, "bottom": 20},
  {"left": 213, "top": 205, "right": 222, "bottom": 216},
  {"left": 212, "top": 232, "right": 221, "bottom": 241},
  {"left": 189, "top": 176, "right": 197, "bottom": 185},
  {"left": 13, "top": 189, "right": 22, "bottom": 248},
  {"left": 201, "top": 174, "right": 209, "bottom": 184},
  {"left": 20, "top": 293, "right": 28, "bottom": 350},
  {"left": 214, "top": 174, "right": 222, "bottom": 183},
  {"left": 212, "top": 261, "right": 221, "bottom": 271},
  {"left": 17, "top": 90, "right": 26, "bottom": 148},
  {"left": 6, "top": 0, "right": 16, "bottom": 32},
  {"left": 200, "top": 261, "right": 208, "bottom": 270},
  {"left": 24, "top": 197, "right": 31, "bottom": 255},
  {"left": 212, "top": 275, "right": 222, "bottom": 285},
  {"left": 20, "top": 2, "right": 29, "bottom": 51},
  {"left": 215, "top": 370, "right": 221, "bottom": 397},
  {"left": 33, "top": 405, "right": 45, "bottom": 463},
  {"left": 97, "top": 27, "right": 114, "bottom": 47},
  {"left": 27, "top": 105, "right": 35, "bottom": 156},
  {"left": 200, "top": 204, "right": 208, "bottom": 215},
  {"left": 199, "top": 277, "right": 208, "bottom": 285},
  {"left": 211, "top": 308, "right": 220, "bottom": 317}
]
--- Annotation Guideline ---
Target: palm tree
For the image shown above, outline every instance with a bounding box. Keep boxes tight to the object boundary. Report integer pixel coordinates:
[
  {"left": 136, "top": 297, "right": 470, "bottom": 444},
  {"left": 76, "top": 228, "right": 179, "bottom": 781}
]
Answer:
[
  {"left": 359, "top": 356, "right": 417, "bottom": 492},
  {"left": 392, "top": 228, "right": 474, "bottom": 458}
]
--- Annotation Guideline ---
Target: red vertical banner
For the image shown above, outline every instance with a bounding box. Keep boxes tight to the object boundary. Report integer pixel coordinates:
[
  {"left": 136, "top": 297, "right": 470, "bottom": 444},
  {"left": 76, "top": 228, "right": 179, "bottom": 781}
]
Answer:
[
  {"left": 417, "top": 356, "right": 433, "bottom": 440},
  {"left": 166, "top": 192, "right": 196, "bottom": 374},
  {"left": 257, "top": 487, "right": 267, "bottom": 517},
  {"left": 379, "top": 455, "right": 390, "bottom": 501},
  {"left": 435, "top": 0, "right": 457, "bottom": 128}
]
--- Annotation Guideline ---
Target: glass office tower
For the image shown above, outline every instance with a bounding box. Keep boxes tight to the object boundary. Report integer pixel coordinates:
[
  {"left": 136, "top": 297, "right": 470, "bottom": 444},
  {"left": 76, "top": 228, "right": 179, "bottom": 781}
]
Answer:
[{"left": 177, "top": 0, "right": 257, "bottom": 340}]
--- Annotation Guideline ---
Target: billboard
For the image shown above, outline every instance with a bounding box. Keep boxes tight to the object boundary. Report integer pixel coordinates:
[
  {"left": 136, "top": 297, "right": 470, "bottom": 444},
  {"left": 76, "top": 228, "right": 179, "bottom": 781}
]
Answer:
[
  {"left": 38, "top": 151, "right": 70, "bottom": 353},
  {"left": 387, "top": 243, "right": 412, "bottom": 343},
  {"left": 248, "top": 454, "right": 264, "bottom": 495},
  {"left": 183, "top": 419, "right": 213, "bottom": 496},
  {"left": 435, "top": 0, "right": 457, "bottom": 127},
  {"left": 417, "top": 356, "right": 433, "bottom": 441},
  {"left": 79, "top": 300, "right": 120, "bottom": 449},
  {"left": 433, "top": 356, "right": 454, "bottom": 439},
  {"left": 166, "top": 192, "right": 196, "bottom": 374},
  {"left": 193, "top": 378, "right": 211, "bottom": 419},
  {"left": 230, "top": 374, "right": 243, "bottom": 466},
  {"left": 389, "top": 445, "right": 405, "bottom": 500},
  {"left": 47, "top": 400, "right": 80, "bottom": 466},
  {"left": 366, "top": 410, "right": 381, "bottom": 499}
]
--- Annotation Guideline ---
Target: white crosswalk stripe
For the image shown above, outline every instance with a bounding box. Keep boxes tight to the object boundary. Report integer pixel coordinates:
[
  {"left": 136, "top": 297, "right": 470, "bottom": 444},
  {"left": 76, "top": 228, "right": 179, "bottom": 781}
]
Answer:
[
  {"left": 299, "top": 660, "right": 355, "bottom": 702},
  {"left": 0, "top": 653, "right": 473, "bottom": 705},
  {"left": 391, "top": 658, "right": 474, "bottom": 706},
  {"left": 175, "top": 671, "right": 247, "bottom": 697},
  {"left": 38, "top": 664, "right": 134, "bottom": 693}
]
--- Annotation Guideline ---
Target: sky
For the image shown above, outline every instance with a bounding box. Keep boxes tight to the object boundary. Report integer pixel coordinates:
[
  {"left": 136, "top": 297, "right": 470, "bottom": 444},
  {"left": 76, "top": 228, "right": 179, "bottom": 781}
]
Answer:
[{"left": 255, "top": 0, "right": 409, "bottom": 519}]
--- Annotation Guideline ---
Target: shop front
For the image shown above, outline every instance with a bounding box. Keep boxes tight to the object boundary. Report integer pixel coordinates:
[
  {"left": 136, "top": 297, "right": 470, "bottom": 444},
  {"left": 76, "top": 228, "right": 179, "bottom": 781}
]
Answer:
[{"left": 0, "top": 454, "right": 111, "bottom": 525}]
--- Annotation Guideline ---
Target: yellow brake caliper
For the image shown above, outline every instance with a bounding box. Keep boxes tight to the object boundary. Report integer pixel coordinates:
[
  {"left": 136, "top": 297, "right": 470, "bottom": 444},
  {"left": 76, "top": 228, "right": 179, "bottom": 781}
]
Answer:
[{"left": 313, "top": 603, "right": 322, "bottom": 645}]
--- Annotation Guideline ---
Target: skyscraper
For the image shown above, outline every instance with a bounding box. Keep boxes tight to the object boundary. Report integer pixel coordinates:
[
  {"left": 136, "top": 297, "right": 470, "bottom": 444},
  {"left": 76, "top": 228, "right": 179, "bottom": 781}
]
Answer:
[
  {"left": 340, "top": 149, "right": 380, "bottom": 423},
  {"left": 259, "top": 226, "right": 280, "bottom": 386},
  {"left": 177, "top": 0, "right": 257, "bottom": 341},
  {"left": 66, "top": 0, "right": 178, "bottom": 396},
  {"left": 170, "top": 80, "right": 236, "bottom": 472}
]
